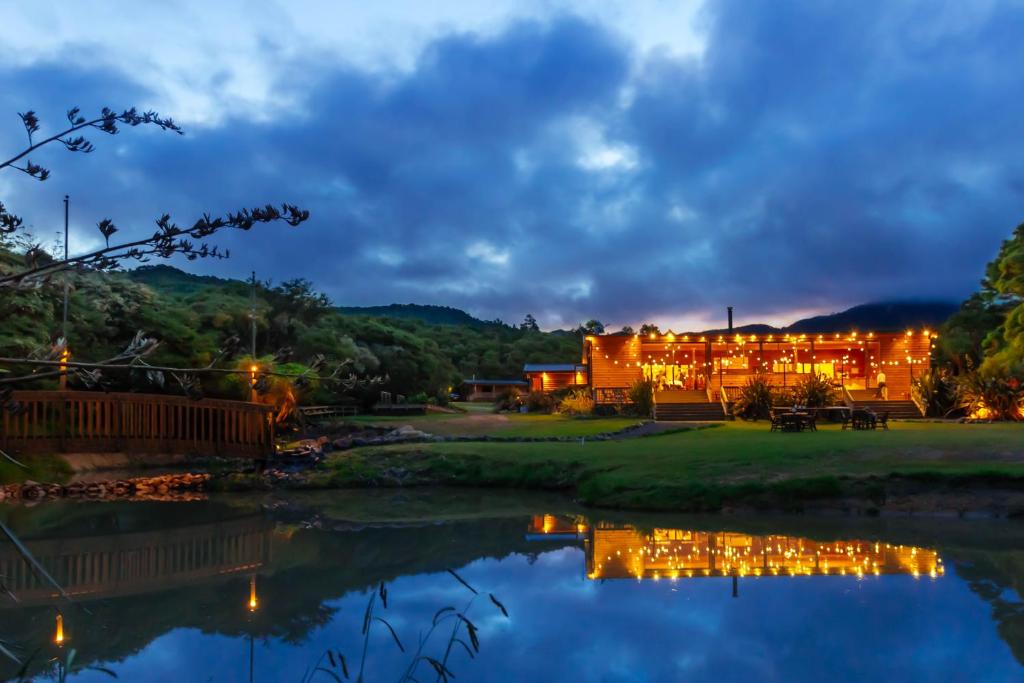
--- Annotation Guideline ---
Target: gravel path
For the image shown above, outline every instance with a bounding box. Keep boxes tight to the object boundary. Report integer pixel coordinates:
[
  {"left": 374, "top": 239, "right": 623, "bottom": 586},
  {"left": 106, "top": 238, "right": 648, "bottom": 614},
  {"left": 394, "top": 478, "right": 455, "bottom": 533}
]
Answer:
[{"left": 609, "top": 421, "right": 717, "bottom": 439}]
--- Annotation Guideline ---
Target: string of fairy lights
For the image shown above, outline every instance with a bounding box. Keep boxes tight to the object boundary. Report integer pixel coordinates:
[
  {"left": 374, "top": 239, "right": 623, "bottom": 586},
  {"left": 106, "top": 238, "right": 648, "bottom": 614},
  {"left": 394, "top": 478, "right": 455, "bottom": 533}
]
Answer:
[
  {"left": 587, "top": 329, "right": 938, "bottom": 388},
  {"left": 587, "top": 530, "right": 943, "bottom": 581},
  {"left": 527, "top": 517, "right": 944, "bottom": 583}
]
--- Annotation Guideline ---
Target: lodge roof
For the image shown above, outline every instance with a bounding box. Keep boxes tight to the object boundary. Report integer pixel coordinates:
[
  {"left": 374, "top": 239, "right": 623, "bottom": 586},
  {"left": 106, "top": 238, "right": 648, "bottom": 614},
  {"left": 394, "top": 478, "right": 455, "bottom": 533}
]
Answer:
[
  {"left": 461, "top": 379, "right": 528, "bottom": 386},
  {"left": 587, "top": 329, "right": 936, "bottom": 343},
  {"left": 523, "top": 363, "right": 585, "bottom": 373}
]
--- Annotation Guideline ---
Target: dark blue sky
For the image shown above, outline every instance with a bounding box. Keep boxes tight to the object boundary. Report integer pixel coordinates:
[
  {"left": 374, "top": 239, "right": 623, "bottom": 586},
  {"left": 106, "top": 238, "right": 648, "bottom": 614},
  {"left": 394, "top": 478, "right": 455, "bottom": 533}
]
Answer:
[{"left": 2, "top": 1, "right": 1022, "bottom": 330}]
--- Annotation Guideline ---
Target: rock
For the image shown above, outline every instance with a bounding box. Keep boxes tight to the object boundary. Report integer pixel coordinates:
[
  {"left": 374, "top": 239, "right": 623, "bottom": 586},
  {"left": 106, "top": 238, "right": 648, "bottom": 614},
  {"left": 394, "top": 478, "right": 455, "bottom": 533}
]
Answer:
[
  {"left": 21, "top": 485, "right": 43, "bottom": 500},
  {"left": 387, "top": 425, "right": 432, "bottom": 440},
  {"left": 383, "top": 467, "right": 409, "bottom": 480}
]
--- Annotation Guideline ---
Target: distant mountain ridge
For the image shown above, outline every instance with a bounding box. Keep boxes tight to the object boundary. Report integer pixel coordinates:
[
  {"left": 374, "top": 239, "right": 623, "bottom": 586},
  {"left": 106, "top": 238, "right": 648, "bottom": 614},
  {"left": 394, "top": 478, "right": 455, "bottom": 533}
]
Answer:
[
  {"left": 700, "top": 301, "right": 958, "bottom": 335},
  {"left": 125, "top": 267, "right": 958, "bottom": 333}
]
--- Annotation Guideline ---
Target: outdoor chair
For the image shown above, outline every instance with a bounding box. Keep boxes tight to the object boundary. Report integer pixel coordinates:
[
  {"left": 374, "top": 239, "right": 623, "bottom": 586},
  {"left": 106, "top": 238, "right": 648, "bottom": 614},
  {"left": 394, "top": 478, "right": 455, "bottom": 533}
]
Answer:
[
  {"left": 876, "top": 411, "right": 890, "bottom": 430},
  {"left": 804, "top": 414, "right": 818, "bottom": 432},
  {"left": 769, "top": 411, "right": 783, "bottom": 432},
  {"left": 851, "top": 409, "right": 876, "bottom": 430},
  {"left": 841, "top": 415, "right": 852, "bottom": 430}
]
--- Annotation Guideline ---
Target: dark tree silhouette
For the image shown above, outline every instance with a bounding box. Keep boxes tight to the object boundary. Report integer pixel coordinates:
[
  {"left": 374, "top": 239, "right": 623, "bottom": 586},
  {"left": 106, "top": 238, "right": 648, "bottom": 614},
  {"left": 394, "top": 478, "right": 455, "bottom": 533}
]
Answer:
[{"left": 519, "top": 313, "right": 539, "bottom": 332}]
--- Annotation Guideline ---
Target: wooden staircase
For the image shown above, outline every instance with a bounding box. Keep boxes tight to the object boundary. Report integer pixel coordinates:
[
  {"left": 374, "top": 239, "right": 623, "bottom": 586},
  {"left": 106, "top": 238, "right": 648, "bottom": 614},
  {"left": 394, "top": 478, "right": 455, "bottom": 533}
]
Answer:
[
  {"left": 654, "top": 391, "right": 726, "bottom": 421},
  {"left": 847, "top": 390, "right": 922, "bottom": 419}
]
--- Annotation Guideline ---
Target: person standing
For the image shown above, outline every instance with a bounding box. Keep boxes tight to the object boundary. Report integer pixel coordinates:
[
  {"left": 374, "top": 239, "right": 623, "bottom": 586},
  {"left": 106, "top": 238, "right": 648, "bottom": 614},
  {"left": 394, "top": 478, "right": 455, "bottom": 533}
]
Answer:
[{"left": 876, "top": 368, "right": 887, "bottom": 399}]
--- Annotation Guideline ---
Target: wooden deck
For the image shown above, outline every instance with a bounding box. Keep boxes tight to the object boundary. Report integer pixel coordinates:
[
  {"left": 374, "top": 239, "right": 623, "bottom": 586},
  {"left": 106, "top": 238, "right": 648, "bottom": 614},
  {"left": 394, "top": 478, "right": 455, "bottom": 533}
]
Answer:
[{"left": 0, "top": 390, "right": 275, "bottom": 459}]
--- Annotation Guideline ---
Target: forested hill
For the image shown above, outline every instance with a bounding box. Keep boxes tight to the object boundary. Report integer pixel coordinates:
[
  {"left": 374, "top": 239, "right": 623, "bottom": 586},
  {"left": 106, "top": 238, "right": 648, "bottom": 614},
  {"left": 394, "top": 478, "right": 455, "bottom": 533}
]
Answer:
[
  {"left": 0, "top": 258, "right": 964, "bottom": 404},
  {"left": 0, "top": 260, "right": 581, "bottom": 404},
  {"left": 784, "top": 301, "right": 958, "bottom": 333},
  {"left": 335, "top": 303, "right": 492, "bottom": 327}
]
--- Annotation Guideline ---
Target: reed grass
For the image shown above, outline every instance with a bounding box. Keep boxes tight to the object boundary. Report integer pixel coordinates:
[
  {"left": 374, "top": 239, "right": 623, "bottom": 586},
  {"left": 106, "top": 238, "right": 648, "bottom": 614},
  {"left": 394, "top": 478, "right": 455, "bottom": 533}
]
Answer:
[{"left": 305, "top": 568, "right": 508, "bottom": 682}]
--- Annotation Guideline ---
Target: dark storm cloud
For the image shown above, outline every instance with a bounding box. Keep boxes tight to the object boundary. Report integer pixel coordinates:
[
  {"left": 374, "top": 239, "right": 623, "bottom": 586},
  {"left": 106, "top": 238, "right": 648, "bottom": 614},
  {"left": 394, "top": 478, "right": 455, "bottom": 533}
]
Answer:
[{"left": 2, "top": 3, "right": 1023, "bottom": 329}]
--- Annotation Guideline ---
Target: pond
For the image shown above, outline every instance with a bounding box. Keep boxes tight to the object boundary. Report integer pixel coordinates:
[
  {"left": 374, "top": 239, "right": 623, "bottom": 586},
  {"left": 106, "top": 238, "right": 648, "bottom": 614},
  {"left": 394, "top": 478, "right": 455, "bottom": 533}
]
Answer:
[{"left": 0, "top": 489, "right": 1022, "bottom": 682}]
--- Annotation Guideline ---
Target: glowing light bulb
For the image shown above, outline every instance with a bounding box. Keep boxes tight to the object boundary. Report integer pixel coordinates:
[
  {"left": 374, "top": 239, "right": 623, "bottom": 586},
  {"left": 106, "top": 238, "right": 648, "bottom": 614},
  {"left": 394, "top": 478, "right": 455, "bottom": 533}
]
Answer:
[{"left": 248, "top": 576, "right": 259, "bottom": 612}]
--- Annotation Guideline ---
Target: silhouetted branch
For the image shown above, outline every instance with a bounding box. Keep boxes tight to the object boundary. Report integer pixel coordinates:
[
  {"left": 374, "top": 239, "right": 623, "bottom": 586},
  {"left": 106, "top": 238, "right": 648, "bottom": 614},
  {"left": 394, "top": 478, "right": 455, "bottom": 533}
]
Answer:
[
  {"left": 0, "top": 356, "right": 382, "bottom": 388},
  {"left": 0, "top": 204, "right": 310, "bottom": 288},
  {"left": 1, "top": 107, "right": 182, "bottom": 181},
  {"left": 1, "top": 105, "right": 310, "bottom": 287}
]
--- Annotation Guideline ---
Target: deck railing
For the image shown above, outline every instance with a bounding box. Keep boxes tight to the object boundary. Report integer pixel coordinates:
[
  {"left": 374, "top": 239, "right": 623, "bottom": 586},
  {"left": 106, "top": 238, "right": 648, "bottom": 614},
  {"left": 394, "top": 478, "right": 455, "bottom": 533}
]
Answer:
[
  {"left": 594, "top": 387, "right": 632, "bottom": 405},
  {"left": 0, "top": 390, "right": 275, "bottom": 459}
]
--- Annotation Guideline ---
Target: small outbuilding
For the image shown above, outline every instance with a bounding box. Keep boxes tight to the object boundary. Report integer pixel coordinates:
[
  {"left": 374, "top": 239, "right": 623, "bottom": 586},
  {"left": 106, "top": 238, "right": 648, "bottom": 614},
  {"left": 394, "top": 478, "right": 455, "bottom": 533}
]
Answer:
[
  {"left": 523, "top": 364, "right": 588, "bottom": 393},
  {"left": 460, "top": 379, "right": 528, "bottom": 402}
]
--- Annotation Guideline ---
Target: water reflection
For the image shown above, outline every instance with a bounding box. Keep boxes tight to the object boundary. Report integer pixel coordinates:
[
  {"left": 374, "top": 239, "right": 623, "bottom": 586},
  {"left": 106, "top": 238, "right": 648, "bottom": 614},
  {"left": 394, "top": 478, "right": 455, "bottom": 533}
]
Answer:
[
  {"left": 0, "top": 515, "right": 272, "bottom": 605},
  {"left": 0, "top": 495, "right": 1020, "bottom": 681},
  {"left": 527, "top": 515, "right": 944, "bottom": 581}
]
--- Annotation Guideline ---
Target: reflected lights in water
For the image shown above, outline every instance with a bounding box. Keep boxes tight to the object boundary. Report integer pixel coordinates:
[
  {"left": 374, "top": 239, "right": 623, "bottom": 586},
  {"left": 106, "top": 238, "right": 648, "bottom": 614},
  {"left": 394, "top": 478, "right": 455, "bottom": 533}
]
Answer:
[
  {"left": 248, "top": 575, "right": 259, "bottom": 612},
  {"left": 527, "top": 515, "right": 943, "bottom": 581}
]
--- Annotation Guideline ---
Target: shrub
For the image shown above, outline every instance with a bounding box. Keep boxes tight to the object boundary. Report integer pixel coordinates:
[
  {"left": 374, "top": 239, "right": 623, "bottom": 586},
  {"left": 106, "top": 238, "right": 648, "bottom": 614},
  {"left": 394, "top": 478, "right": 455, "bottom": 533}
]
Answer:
[
  {"left": 955, "top": 366, "right": 1023, "bottom": 421},
  {"left": 791, "top": 373, "right": 835, "bottom": 408},
  {"left": 229, "top": 357, "right": 317, "bottom": 426},
  {"left": 407, "top": 391, "right": 430, "bottom": 405},
  {"left": 493, "top": 387, "right": 524, "bottom": 412},
  {"left": 524, "top": 391, "right": 557, "bottom": 413},
  {"left": 733, "top": 374, "right": 774, "bottom": 420},
  {"left": 912, "top": 368, "right": 957, "bottom": 417},
  {"left": 627, "top": 378, "right": 655, "bottom": 418},
  {"left": 549, "top": 387, "right": 574, "bottom": 403},
  {"left": 558, "top": 389, "right": 594, "bottom": 416}
]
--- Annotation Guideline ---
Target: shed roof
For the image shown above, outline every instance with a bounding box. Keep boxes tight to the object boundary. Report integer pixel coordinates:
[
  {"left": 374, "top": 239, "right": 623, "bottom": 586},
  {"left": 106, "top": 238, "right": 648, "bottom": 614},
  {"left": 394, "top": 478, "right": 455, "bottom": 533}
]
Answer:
[
  {"left": 461, "top": 379, "right": 528, "bottom": 386},
  {"left": 523, "top": 364, "right": 584, "bottom": 373}
]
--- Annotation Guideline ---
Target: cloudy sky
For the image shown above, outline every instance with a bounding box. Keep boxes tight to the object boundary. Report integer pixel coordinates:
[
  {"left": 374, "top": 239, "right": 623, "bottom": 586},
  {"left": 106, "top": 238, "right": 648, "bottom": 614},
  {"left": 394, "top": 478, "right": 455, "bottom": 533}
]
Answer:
[{"left": 1, "top": 1, "right": 1022, "bottom": 330}]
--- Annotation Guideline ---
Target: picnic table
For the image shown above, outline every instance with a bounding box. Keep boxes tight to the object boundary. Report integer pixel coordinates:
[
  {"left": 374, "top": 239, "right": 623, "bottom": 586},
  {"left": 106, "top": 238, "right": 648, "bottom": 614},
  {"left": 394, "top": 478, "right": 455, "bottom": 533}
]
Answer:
[
  {"left": 817, "top": 406, "right": 851, "bottom": 419},
  {"left": 843, "top": 408, "right": 882, "bottom": 430},
  {"left": 771, "top": 411, "right": 817, "bottom": 432}
]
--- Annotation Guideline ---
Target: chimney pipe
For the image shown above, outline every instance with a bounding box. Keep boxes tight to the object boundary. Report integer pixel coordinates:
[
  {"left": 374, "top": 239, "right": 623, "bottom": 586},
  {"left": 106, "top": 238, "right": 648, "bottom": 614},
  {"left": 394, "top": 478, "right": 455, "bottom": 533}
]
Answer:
[{"left": 727, "top": 306, "right": 734, "bottom": 332}]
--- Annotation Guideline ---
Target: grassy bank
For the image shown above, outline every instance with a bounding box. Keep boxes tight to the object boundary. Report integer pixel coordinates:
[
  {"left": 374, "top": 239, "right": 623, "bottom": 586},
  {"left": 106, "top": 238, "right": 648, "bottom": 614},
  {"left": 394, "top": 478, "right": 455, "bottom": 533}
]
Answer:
[
  {"left": 338, "top": 411, "right": 644, "bottom": 438},
  {"left": 316, "top": 421, "right": 1024, "bottom": 513},
  {"left": 0, "top": 454, "right": 72, "bottom": 486}
]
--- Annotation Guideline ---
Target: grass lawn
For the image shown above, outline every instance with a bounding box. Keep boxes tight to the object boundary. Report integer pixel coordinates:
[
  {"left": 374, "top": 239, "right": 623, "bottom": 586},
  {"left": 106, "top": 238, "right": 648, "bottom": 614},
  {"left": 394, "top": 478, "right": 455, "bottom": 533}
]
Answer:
[
  {"left": 334, "top": 411, "right": 644, "bottom": 438},
  {"left": 321, "top": 421, "right": 1024, "bottom": 511},
  {"left": 450, "top": 401, "right": 495, "bottom": 413}
]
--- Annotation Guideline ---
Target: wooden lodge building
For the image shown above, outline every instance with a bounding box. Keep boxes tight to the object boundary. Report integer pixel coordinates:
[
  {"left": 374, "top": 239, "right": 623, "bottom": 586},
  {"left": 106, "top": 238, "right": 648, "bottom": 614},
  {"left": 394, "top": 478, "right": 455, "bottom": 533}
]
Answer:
[
  {"left": 583, "top": 328, "right": 935, "bottom": 420},
  {"left": 460, "top": 365, "right": 585, "bottom": 402},
  {"left": 524, "top": 364, "right": 587, "bottom": 393},
  {"left": 459, "top": 311, "right": 936, "bottom": 418}
]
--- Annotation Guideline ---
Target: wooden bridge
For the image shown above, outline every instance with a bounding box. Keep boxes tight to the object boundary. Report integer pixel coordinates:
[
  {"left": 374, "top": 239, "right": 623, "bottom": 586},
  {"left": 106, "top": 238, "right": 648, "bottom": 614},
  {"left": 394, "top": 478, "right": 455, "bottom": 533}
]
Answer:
[{"left": 0, "top": 390, "right": 276, "bottom": 459}]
